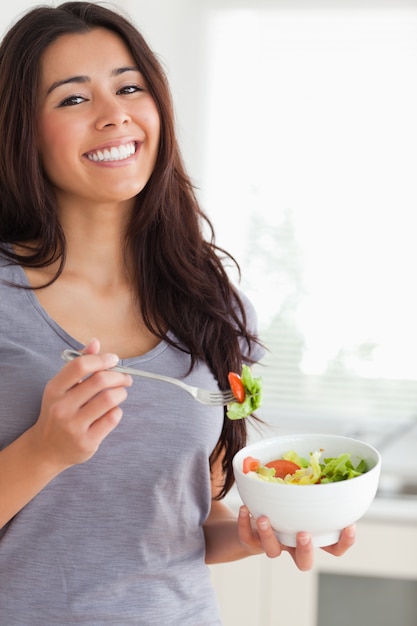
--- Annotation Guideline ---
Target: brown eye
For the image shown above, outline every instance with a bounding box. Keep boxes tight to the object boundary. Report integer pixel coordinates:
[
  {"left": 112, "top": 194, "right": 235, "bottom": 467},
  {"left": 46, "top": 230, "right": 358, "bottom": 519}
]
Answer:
[
  {"left": 117, "top": 85, "right": 145, "bottom": 95},
  {"left": 58, "top": 95, "right": 86, "bottom": 107}
]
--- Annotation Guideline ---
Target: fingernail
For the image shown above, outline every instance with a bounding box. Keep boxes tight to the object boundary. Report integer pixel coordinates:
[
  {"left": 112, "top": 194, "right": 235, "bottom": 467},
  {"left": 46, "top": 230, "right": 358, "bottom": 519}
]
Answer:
[
  {"left": 257, "top": 518, "right": 269, "bottom": 531},
  {"left": 105, "top": 353, "right": 119, "bottom": 366},
  {"left": 298, "top": 534, "right": 311, "bottom": 546},
  {"left": 239, "top": 505, "right": 249, "bottom": 517}
]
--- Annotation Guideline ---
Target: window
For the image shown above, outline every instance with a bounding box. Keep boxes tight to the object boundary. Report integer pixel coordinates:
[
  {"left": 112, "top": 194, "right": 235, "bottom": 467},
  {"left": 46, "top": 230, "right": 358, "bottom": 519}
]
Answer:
[{"left": 202, "top": 5, "right": 417, "bottom": 445}]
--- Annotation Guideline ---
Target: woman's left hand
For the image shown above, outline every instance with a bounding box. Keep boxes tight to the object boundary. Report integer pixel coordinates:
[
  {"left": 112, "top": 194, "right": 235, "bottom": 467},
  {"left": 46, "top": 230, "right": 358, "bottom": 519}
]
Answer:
[{"left": 237, "top": 505, "right": 356, "bottom": 571}]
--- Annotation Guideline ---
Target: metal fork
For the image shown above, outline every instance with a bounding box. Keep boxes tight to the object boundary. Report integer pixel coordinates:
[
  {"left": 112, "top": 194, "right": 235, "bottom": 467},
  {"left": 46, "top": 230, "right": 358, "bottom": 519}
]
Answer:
[{"left": 61, "top": 349, "right": 236, "bottom": 407}]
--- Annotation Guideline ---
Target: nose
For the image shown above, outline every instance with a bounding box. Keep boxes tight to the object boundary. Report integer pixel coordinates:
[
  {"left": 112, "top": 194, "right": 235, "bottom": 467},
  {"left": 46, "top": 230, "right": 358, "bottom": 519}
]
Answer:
[{"left": 94, "top": 96, "right": 131, "bottom": 129}]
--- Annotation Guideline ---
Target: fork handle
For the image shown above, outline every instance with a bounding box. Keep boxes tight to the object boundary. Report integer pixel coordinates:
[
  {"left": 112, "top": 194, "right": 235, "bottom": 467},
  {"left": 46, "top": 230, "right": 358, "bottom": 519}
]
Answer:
[
  {"left": 111, "top": 363, "right": 185, "bottom": 386},
  {"left": 61, "top": 349, "right": 190, "bottom": 390}
]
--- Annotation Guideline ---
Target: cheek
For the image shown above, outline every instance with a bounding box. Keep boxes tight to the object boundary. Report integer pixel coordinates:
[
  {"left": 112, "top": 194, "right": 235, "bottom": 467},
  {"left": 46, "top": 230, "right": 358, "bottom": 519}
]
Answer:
[
  {"left": 37, "top": 127, "right": 56, "bottom": 167},
  {"left": 147, "top": 116, "right": 161, "bottom": 166},
  {"left": 37, "top": 142, "right": 75, "bottom": 192},
  {"left": 38, "top": 123, "right": 76, "bottom": 177},
  {"left": 142, "top": 100, "right": 161, "bottom": 145}
]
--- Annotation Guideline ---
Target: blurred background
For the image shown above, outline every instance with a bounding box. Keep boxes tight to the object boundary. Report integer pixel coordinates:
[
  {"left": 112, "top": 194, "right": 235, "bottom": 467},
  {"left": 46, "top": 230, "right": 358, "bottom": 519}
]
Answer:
[{"left": 2, "top": 1, "right": 417, "bottom": 624}]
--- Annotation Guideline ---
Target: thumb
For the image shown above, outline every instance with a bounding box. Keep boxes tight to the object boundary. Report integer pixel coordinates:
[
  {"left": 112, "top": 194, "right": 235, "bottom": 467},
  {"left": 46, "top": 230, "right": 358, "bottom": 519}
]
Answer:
[{"left": 81, "top": 337, "right": 101, "bottom": 355}]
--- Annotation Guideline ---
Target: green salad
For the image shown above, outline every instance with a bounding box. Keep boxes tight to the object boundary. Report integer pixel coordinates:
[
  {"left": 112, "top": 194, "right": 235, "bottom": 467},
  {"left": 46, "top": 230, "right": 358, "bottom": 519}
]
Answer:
[
  {"left": 226, "top": 365, "right": 263, "bottom": 420},
  {"left": 244, "top": 449, "right": 368, "bottom": 484}
]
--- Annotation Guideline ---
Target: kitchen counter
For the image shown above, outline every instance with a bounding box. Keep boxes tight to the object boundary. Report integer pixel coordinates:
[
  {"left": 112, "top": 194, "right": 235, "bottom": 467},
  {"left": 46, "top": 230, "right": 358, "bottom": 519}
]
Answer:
[
  {"left": 210, "top": 515, "right": 417, "bottom": 626},
  {"left": 366, "top": 493, "right": 417, "bottom": 523}
]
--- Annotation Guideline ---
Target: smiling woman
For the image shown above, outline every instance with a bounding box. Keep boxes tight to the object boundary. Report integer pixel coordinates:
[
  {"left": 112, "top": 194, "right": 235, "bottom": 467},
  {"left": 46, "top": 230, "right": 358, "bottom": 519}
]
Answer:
[{"left": 0, "top": 2, "right": 357, "bottom": 625}]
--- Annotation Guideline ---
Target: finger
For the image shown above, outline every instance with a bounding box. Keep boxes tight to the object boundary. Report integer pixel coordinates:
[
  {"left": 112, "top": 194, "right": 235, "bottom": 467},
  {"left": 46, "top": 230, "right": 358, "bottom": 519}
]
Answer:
[
  {"left": 59, "top": 351, "right": 121, "bottom": 390},
  {"left": 85, "top": 404, "right": 124, "bottom": 442},
  {"left": 321, "top": 524, "right": 356, "bottom": 557},
  {"left": 238, "top": 507, "right": 282, "bottom": 558},
  {"left": 68, "top": 369, "right": 132, "bottom": 408},
  {"left": 45, "top": 369, "right": 131, "bottom": 425},
  {"left": 237, "top": 505, "right": 257, "bottom": 547},
  {"left": 255, "top": 515, "right": 282, "bottom": 558},
  {"left": 81, "top": 337, "right": 101, "bottom": 355},
  {"left": 43, "top": 369, "right": 132, "bottom": 439},
  {"left": 77, "top": 383, "right": 129, "bottom": 424},
  {"left": 51, "top": 382, "right": 129, "bottom": 458},
  {"left": 291, "top": 532, "right": 314, "bottom": 571}
]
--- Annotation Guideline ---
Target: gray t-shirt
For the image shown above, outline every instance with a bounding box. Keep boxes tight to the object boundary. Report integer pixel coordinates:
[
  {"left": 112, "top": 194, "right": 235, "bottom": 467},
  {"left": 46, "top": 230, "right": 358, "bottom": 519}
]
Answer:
[{"left": 0, "top": 256, "right": 264, "bottom": 625}]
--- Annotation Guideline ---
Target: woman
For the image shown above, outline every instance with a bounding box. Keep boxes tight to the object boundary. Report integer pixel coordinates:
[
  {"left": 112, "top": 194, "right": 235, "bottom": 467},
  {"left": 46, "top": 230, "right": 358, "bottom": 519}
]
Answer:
[{"left": 0, "top": 3, "right": 355, "bottom": 624}]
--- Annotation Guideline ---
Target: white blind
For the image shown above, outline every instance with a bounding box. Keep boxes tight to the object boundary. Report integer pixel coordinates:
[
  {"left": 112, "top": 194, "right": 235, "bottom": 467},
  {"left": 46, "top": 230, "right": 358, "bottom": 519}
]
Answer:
[{"left": 201, "top": 4, "right": 417, "bottom": 442}]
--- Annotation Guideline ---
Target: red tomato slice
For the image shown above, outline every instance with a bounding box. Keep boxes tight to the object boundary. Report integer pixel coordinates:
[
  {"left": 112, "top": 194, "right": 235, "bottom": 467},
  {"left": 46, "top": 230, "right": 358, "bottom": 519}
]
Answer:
[
  {"left": 242, "top": 456, "right": 261, "bottom": 474},
  {"left": 228, "top": 372, "right": 246, "bottom": 403},
  {"left": 265, "top": 459, "right": 300, "bottom": 479}
]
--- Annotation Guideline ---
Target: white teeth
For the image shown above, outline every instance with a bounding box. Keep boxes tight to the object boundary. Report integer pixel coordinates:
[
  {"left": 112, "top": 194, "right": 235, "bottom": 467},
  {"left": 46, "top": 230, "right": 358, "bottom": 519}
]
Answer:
[{"left": 87, "top": 142, "right": 136, "bottom": 162}]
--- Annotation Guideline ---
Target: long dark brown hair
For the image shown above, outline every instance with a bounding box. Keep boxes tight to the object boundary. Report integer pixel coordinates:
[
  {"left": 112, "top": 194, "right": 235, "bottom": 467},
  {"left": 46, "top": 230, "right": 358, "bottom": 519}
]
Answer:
[{"left": 0, "top": 2, "right": 262, "bottom": 498}]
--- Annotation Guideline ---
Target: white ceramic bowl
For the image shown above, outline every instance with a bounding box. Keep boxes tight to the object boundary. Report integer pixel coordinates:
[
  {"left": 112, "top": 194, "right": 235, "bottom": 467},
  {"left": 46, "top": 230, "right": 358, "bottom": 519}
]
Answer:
[{"left": 232, "top": 433, "right": 381, "bottom": 547}]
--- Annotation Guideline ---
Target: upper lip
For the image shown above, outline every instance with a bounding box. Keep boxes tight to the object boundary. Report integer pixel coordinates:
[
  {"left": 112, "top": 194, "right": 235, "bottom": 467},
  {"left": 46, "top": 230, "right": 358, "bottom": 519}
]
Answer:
[{"left": 83, "top": 138, "right": 139, "bottom": 155}]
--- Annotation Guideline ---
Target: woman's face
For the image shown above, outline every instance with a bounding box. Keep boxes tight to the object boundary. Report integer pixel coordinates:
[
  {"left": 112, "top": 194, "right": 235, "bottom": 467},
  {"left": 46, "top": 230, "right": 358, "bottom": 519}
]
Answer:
[{"left": 37, "top": 28, "right": 160, "bottom": 209}]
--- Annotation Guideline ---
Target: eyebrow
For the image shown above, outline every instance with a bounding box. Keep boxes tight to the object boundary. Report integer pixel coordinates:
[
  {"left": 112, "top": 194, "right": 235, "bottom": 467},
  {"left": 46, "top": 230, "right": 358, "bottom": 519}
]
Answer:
[{"left": 46, "top": 66, "right": 141, "bottom": 95}]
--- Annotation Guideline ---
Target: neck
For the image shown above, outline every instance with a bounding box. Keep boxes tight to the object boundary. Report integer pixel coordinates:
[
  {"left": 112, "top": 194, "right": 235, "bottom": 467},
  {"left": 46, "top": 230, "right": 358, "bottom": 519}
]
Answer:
[{"left": 57, "top": 199, "right": 133, "bottom": 288}]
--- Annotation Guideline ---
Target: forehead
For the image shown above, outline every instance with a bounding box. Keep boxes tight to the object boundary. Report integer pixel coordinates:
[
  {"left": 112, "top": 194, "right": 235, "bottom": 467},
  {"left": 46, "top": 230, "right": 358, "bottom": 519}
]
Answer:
[{"left": 40, "top": 28, "right": 136, "bottom": 83}]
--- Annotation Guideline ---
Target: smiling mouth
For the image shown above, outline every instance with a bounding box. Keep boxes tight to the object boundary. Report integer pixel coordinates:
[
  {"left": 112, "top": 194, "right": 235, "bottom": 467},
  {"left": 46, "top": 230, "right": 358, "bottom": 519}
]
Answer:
[{"left": 85, "top": 141, "right": 136, "bottom": 162}]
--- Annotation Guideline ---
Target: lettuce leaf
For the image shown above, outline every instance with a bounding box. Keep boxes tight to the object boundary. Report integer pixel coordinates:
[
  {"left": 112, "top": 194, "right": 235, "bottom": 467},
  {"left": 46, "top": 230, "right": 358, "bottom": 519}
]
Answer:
[
  {"left": 226, "top": 365, "right": 263, "bottom": 420},
  {"left": 320, "top": 453, "right": 368, "bottom": 483}
]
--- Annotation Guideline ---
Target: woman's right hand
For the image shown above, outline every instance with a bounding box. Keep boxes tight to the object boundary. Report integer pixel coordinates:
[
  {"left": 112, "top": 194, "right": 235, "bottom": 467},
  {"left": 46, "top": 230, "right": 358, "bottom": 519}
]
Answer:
[{"left": 32, "top": 338, "right": 132, "bottom": 470}]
